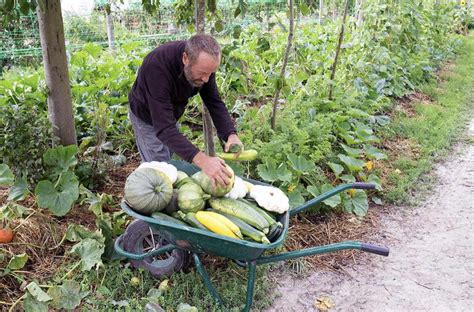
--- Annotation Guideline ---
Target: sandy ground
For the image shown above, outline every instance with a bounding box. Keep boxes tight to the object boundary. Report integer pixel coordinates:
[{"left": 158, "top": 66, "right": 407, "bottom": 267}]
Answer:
[{"left": 266, "top": 118, "right": 474, "bottom": 312}]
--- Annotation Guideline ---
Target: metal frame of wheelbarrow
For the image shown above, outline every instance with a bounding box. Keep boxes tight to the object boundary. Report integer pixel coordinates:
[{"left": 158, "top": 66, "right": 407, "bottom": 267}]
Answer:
[{"left": 114, "top": 162, "right": 389, "bottom": 311}]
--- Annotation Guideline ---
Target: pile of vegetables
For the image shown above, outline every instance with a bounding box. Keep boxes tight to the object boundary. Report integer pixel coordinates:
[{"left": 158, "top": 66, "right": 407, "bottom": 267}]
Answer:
[{"left": 123, "top": 160, "right": 289, "bottom": 244}]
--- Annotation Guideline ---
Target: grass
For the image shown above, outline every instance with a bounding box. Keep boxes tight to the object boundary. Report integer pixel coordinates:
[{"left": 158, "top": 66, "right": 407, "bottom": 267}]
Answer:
[
  {"left": 56, "top": 259, "right": 275, "bottom": 311},
  {"left": 381, "top": 32, "right": 474, "bottom": 203}
]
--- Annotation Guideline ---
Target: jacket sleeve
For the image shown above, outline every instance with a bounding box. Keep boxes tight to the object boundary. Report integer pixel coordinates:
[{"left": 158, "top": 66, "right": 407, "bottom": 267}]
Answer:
[
  {"left": 144, "top": 61, "right": 200, "bottom": 162},
  {"left": 199, "top": 73, "right": 237, "bottom": 141}
]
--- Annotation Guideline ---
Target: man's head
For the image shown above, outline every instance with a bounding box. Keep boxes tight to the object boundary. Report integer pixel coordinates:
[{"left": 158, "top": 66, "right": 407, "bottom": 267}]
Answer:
[{"left": 182, "top": 34, "right": 221, "bottom": 88}]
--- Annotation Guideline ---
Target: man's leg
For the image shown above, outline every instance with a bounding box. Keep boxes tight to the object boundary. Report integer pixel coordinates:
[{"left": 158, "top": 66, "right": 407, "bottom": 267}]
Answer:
[{"left": 128, "top": 108, "right": 171, "bottom": 163}]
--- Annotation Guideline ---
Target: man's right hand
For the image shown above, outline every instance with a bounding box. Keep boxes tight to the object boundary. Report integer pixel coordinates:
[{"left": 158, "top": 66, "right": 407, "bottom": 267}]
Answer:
[{"left": 192, "top": 151, "right": 232, "bottom": 190}]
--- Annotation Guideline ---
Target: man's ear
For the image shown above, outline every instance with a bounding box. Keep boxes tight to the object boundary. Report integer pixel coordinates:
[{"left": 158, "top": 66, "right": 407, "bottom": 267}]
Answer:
[{"left": 182, "top": 52, "right": 189, "bottom": 66}]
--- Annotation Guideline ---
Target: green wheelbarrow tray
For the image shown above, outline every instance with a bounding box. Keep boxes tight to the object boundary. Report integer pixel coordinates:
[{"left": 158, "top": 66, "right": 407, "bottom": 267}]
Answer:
[{"left": 114, "top": 160, "right": 389, "bottom": 311}]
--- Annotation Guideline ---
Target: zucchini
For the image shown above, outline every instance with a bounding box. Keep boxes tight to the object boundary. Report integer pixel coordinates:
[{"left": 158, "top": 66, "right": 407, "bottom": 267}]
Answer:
[
  {"left": 151, "top": 212, "right": 187, "bottom": 225},
  {"left": 216, "top": 149, "right": 258, "bottom": 161},
  {"left": 208, "top": 198, "right": 269, "bottom": 233},
  {"left": 238, "top": 198, "right": 282, "bottom": 229},
  {"left": 213, "top": 210, "right": 270, "bottom": 244},
  {"left": 177, "top": 211, "right": 210, "bottom": 231}
]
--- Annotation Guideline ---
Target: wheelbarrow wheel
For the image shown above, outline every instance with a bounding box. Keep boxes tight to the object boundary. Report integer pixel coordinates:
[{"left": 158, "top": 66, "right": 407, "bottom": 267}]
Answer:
[{"left": 122, "top": 219, "right": 189, "bottom": 278}]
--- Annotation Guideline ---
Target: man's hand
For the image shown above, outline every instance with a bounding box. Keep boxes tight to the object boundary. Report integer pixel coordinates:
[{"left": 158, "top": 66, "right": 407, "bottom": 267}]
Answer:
[
  {"left": 192, "top": 152, "right": 232, "bottom": 190},
  {"left": 224, "top": 134, "right": 244, "bottom": 158}
]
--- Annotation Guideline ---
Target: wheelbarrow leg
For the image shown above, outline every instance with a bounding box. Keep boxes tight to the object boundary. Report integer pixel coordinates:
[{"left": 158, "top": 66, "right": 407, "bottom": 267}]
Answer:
[
  {"left": 242, "top": 260, "right": 257, "bottom": 312},
  {"left": 193, "top": 253, "right": 224, "bottom": 307}
]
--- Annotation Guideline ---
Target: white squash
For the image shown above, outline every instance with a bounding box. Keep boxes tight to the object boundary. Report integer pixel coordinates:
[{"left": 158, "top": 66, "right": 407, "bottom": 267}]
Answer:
[
  {"left": 138, "top": 161, "right": 178, "bottom": 184},
  {"left": 224, "top": 177, "right": 247, "bottom": 199},
  {"left": 249, "top": 185, "right": 289, "bottom": 214}
]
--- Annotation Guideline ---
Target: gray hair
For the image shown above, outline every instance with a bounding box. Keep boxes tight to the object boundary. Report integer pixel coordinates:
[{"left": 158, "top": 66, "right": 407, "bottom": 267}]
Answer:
[{"left": 184, "top": 34, "right": 221, "bottom": 64}]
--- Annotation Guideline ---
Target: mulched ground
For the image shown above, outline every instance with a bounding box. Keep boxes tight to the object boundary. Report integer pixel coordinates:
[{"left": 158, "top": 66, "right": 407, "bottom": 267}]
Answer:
[{"left": 0, "top": 152, "right": 380, "bottom": 305}]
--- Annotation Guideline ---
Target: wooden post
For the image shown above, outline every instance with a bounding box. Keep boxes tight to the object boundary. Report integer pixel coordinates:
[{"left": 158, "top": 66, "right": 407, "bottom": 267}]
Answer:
[
  {"left": 194, "top": 0, "right": 215, "bottom": 156},
  {"left": 271, "top": 0, "right": 294, "bottom": 130},
  {"left": 328, "top": 0, "right": 350, "bottom": 101},
  {"left": 37, "top": 0, "right": 77, "bottom": 146},
  {"left": 106, "top": 0, "right": 115, "bottom": 51}
]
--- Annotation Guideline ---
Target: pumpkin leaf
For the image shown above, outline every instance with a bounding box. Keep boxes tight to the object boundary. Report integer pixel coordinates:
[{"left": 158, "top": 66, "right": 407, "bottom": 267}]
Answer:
[
  {"left": 22, "top": 292, "right": 49, "bottom": 312},
  {"left": 320, "top": 184, "right": 342, "bottom": 208},
  {"left": 340, "top": 174, "right": 356, "bottom": 183},
  {"left": 43, "top": 145, "right": 78, "bottom": 179},
  {"left": 7, "top": 253, "right": 29, "bottom": 270},
  {"left": 328, "top": 162, "right": 344, "bottom": 177},
  {"left": 26, "top": 282, "right": 52, "bottom": 302},
  {"left": 288, "top": 190, "right": 305, "bottom": 209},
  {"left": 338, "top": 154, "right": 365, "bottom": 173},
  {"left": 368, "top": 173, "right": 383, "bottom": 191},
  {"left": 8, "top": 175, "right": 29, "bottom": 201},
  {"left": 0, "top": 164, "right": 14, "bottom": 187},
  {"left": 342, "top": 190, "right": 368, "bottom": 216},
  {"left": 48, "top": 280, "right": 86, "bottom": 310},
  {"left": 340, "top": 144, "right": 363, "bottom": 157},
  {"left": 0, "top": 202, "right": 27, "bottom": 219},
  {"left": 70, "top": 238, "right": 104, "bottom": 271},
  {"left": 287, "top": 154, "right": 315, "bottom": 173},
  {"left": 35, "top": 171, "right": 79, "bottom": 216},
  {"left": 257, "top": 161, "right": 292, "bottom": 182},
  {"left": 363, "top": 144, "right": 387, "bottom": 160}
]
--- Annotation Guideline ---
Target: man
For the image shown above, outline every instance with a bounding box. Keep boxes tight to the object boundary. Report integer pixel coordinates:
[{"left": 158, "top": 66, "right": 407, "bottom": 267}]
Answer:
[{"left": 128, "top": 34, "right": 242, "bottom": 189}]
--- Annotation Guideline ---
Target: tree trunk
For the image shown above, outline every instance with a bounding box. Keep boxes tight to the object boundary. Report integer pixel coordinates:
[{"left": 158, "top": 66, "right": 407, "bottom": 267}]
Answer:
[
  {"left": 328, "top": 0, "right": 350, "bottom": 101},
  {"left": 106, "top": 1, "right": 115, "bottom": 51},
  {"left": 37, "top": 0, "right": 77, "bottom": 146},
  {"left": 194, "top": 0, "right": 215, "bottom": 156},
  {"left": 271, "top": 0, "right": 294, "bottom": 130}
]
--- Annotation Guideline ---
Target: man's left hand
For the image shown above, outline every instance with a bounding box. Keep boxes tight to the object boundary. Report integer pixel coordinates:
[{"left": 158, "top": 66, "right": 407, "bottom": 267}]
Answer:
[{"left": 224, "top": 134, "right": 243, "bottom": 157}]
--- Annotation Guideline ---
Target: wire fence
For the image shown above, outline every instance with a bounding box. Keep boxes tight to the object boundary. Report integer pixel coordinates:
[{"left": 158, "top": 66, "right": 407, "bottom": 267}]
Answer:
[{"left": 0, "top": 0, "right": 294, "bottom": 66}]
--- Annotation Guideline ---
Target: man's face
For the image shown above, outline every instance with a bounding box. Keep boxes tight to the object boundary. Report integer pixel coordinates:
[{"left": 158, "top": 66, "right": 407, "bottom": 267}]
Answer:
[{"left": 182, "top": 51, "right": 220, "bottom": 88}]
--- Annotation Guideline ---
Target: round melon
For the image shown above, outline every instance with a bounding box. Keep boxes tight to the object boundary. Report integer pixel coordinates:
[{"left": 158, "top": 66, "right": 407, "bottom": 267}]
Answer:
[
  {"left": 177, "top": 182, "right": 211, "bottom": 213},
  {"left": 191, "top": 164, "right": 235, "bottom": 197},
  {"left": 124, "top": 167, "right": 173, "bottom": 215}
]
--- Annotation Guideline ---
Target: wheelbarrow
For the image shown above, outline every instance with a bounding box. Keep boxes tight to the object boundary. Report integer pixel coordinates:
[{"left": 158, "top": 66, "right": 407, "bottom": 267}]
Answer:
[{"left": 114, "top": 160, "right": 389, "bottom": 311}]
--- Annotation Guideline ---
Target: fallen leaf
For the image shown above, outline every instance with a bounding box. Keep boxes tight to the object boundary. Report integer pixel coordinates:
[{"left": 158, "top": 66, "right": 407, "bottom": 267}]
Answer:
[{"left": 314, "top": 296, "right": 334, "bottom": 311}]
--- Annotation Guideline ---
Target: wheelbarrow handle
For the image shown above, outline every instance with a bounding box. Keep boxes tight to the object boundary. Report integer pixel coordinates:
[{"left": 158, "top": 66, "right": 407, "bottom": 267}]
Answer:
[
  {"left": 114, "top": 234, "right": 177, "bottom": 261},
  {"left": 361, "top": 243, "right": 390, "bottom": 256},
  {"left": 290, "top": 182, "right": 376, "bottom": 216}
]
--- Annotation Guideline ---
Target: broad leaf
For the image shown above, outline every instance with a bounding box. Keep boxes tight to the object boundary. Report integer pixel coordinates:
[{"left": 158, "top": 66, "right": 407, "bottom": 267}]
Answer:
[
  {"left": 257, "top": 161, "right": 292, "bottom": 182},
  {"left": 7, "top": 253, "right": 28, "bottom": 270},
  {"left": 43, "top": 145, "right": 78, "bottom": 178},
  {"left": 0, "top": 202, "right": 27, "bottom": 219},
  {"left": 340, "top": 174, "right": 356, "bottom": 183},
  {"left": 343, "top": 190, "right": 368, "bottom": 216},
  {"left": 35, "top": 171, "right": 79, "bottom": 216},
  {"left": 320, "top": 184, "right": 342, "bottom": 208},
  {"left": 363, "top": 145, "right": 387, "bottom": 160},
  {"left": 26, "top": 282, "right": 52, "bottom": 302},
  {"left": 65, "top": 224, "right": 104, "bottom": 242},
  {"left": 340, "top": 144, "right": 363, "bottom": 157},
  {"left": 287, "top": 154, "right": 315, "bottom": 173},
  {"left": 70, "top": 238, "right": 104, "bottom": 271},
  {"left": 338, "top": 154, "right": 365, "bottom": 173},
  {"left": 22, "top": 292, "right": 49, "bottom": 312},
  {"left": 372, "top": 197, "right": 383, "bottom": 205},
  {"left": 368, "top": 173, "right": 383, "bottom": 191},
  {"left": 48, "top": 280, "right": 85, "bottom": 310},
  {"left": 8, "top": 175, "right": 29, "bottom": 201},
  {"left": 0, "top": 164, "right": 14, "bottom": 187},
  {"left": 328, "top": 162, "right": 344, "bottom": 177},
  {"left": 288, "top": 190, "right": 305, "bottom": 210}
]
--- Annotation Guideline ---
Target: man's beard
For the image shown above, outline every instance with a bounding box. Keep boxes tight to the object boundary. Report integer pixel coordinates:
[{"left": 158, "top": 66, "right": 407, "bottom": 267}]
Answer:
[{"left": 184, "top": 64, "right": 204, "bottom": 88}]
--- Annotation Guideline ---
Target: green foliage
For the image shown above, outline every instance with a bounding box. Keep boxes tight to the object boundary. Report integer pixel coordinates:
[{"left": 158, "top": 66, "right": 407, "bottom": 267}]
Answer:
[{"left": 0, "top": 70, "right": 56, "bottom": 183}]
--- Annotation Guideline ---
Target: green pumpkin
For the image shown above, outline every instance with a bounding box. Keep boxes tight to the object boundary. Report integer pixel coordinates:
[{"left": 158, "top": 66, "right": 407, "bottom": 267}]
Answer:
[
  {"left": 124, "top": 167, "right": 173, "bottom": 215},
  {"left": 191, "top": 165, "right": 235, "bottom": 197},
  {"left": 174, "top": 171, "right": 189, "bottom": 188},
  {"left": 177, "top": 182, "right": 211, "bottom": 213}
]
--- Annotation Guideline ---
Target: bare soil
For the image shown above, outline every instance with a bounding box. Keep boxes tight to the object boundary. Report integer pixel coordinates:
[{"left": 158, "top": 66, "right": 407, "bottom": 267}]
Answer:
[{"left": 266, "top": 118, "right": 474, "bottom": 312}]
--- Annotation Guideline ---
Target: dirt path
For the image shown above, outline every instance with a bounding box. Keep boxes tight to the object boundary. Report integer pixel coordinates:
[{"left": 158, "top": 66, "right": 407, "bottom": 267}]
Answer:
[{"left": 266, "top": 118, "right": 474, "bottom": 312}]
